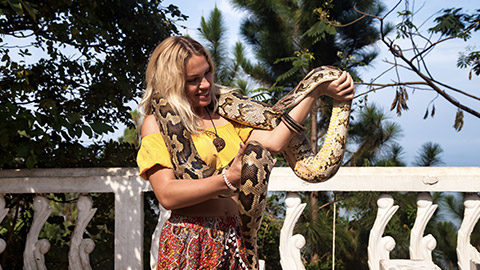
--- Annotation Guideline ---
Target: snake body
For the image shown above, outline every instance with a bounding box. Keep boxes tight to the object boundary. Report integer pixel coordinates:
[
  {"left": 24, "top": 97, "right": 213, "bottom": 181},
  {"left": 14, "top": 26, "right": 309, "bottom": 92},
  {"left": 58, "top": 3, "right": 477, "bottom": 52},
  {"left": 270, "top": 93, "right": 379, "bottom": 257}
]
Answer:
[{"left": 152, "top": 66, "right": 351, "bottom": 269}]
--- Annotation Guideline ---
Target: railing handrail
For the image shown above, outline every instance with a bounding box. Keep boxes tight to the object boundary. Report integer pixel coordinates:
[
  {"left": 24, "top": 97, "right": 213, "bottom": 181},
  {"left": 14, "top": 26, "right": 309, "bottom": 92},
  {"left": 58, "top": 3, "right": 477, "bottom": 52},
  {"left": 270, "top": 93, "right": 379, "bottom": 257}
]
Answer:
[{"left": 1, "top": 167, "right": 479, "bottom": 193}]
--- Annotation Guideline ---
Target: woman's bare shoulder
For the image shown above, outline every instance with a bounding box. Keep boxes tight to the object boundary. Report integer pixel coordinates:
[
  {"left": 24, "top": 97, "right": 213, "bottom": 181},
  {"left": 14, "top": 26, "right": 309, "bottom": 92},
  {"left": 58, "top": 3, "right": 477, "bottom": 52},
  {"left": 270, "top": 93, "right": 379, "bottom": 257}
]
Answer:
[{"left": 141, "top": 114, "right": 160, "bottom": 138}]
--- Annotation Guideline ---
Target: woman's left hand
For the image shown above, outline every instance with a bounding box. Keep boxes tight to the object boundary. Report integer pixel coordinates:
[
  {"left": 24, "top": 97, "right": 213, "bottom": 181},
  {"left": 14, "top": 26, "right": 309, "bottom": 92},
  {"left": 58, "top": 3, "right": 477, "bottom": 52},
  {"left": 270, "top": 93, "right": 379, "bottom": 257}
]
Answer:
[{"left": 318, "top": 71, "right": 355, "bottom": 101}]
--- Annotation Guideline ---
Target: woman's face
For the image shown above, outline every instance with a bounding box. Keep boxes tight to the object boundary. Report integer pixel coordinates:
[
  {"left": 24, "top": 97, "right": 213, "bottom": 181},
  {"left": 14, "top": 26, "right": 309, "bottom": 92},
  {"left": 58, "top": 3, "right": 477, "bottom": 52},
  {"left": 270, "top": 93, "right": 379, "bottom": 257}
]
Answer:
[{"left": 184, "top": 54, "right": 213, "bottom": 113}]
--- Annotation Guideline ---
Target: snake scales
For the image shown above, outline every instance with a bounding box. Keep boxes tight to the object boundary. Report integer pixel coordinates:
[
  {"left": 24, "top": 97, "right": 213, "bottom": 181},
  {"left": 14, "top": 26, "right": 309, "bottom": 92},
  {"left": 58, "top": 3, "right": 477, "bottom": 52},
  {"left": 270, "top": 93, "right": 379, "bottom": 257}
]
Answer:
[{"left": 152, "top": 66, "right": 351, "bottom": 269}]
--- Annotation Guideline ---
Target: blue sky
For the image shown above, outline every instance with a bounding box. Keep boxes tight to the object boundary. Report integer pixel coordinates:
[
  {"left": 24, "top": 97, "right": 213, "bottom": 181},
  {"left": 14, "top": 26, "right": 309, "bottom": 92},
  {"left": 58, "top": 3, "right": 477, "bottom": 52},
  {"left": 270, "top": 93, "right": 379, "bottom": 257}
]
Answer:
[{"left": 163, "top": 0, "right": 479, "bottom": 167}]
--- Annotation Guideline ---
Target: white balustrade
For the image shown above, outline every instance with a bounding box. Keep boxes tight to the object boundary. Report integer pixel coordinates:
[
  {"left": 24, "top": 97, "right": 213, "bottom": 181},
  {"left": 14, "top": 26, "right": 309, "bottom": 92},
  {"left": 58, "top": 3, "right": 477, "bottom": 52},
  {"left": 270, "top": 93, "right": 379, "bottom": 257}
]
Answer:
[
  {"left": 368, "top": 193, "right": 441, "bottom": 270},
  {"left": 457, "top": 193, "right": 480, "bottom": 269},
  {"left": 0, "top": 195, "right": 8, "bottom": 270},
  {"left": 69, "top": 195, "right": 97, "bottom": 270},
  {"left": 24, "top": 196, "right": 52, "bottom": 270},
  {"left": 279, "top": 192, "right": 306, "bottom": 270},
  {"left": 0, "top": 167, "right": 479, "bottom": 269}
]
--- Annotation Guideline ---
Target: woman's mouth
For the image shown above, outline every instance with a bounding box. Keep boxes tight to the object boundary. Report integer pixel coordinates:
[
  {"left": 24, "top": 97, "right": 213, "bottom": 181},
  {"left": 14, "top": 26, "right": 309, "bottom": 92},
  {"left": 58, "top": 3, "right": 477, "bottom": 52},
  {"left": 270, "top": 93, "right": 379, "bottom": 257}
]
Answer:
[{"left": 198, "top": 91, "right": 210, "bottom": 99}]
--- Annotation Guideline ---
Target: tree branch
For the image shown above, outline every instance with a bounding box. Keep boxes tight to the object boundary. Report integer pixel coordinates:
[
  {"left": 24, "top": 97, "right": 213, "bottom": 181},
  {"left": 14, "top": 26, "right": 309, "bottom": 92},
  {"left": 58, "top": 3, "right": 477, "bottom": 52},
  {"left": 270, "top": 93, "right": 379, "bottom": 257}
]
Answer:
[{"left": 353, "top": 2, "right": 480, "bottom": 120}]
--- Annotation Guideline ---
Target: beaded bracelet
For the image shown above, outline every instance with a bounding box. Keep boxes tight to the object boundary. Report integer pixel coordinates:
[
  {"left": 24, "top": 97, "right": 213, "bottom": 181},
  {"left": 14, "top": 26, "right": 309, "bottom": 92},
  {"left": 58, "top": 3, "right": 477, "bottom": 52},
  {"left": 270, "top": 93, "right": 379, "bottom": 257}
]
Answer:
[{"left": 222, "top": 168, "right": 237, "bottom": 191}]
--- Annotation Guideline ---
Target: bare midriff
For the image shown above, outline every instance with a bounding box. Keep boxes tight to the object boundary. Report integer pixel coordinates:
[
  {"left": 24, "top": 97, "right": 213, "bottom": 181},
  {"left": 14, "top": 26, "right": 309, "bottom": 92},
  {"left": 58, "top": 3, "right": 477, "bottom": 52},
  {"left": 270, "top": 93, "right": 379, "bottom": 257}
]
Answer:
[{"left": 171, "top": 197, "right": 239, "bottom": 217}]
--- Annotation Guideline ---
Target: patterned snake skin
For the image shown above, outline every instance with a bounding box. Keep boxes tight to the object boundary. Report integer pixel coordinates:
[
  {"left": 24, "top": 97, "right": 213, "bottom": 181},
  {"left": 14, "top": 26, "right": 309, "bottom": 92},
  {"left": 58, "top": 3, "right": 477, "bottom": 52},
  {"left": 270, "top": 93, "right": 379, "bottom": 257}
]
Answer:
[{"left": 152, "top": 66, "right": 351, "bottom": 269}]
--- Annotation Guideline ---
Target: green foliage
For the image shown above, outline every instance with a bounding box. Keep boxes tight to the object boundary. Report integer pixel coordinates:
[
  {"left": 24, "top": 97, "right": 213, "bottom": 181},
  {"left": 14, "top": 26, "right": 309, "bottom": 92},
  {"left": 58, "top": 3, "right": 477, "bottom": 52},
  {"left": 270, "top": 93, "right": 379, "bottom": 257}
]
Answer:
[
  {"left": 346, "top": 103, "right": 403, "bottom": 166},
  {"left": 0, "top": 0, "right": 185, "bottom": 169},
  {"left": 0, "top": 1, "right": 183, "bottom": 268},
  {"left": 198, "top": 7, "right": 264, "bottom": 100},
  {"left": 412, "top": 142, "right": 444, "bottom": 166},
  {"left": 395, "top": 10, "right": 418, "bottom": 39},
  {"left": 257, "top": 193, "right": 284, "bottom": 269},
  {"left": 231, "top": 0, "right": 383, "bottom": 105},
  {"left": 457, "top": 46, "right": 480, "bottom": 77},
  {"left": 375, "top": 143, "right": 407, "bottom": 167},
  {"left": 199, "top": 7, "right": 230, "bottom": 83},
  {"left": 274, "top": 49, "right": 315, "bottom": 83},
  {"left": 429, "top": 8, "right": 473, "bottom": 40},
  {"left": 303, "top": 18, "right": 337, "bottom": 45},
  {"left": 118, "top": 110, "right": 141, "bottom": 148}
]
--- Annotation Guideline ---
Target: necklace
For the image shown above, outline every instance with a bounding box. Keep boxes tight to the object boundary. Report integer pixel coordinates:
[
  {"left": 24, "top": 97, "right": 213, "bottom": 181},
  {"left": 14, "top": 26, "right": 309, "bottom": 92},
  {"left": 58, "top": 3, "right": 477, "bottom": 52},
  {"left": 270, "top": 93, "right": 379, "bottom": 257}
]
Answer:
[{"left": 205, "top": 109, "right": 226, "bottom": 152}]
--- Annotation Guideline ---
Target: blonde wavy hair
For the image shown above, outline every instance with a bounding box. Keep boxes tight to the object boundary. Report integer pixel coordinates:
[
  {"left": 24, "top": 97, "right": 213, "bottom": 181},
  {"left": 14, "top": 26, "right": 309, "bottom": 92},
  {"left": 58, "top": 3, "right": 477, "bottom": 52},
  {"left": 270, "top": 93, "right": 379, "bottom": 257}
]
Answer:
[{"left": 139, "top": 36, "right": 218, "bottom": 134}]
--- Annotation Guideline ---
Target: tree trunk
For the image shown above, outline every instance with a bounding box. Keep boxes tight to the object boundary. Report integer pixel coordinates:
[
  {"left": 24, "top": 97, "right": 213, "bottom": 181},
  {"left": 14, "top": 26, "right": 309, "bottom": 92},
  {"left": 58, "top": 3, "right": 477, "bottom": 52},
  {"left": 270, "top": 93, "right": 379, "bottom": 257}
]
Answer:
[{"left": 309, "top": 100, "right": 320, "bottom": 264}]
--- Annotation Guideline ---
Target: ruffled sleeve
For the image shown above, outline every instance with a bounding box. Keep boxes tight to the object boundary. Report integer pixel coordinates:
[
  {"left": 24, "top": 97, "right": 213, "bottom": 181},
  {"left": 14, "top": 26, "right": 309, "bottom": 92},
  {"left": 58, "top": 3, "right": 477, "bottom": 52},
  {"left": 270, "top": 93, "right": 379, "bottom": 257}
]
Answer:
[
  {"left": 231, "top": 122, "right": 254, "bottom": 142},
  {"left": 136, "top": 133, "right": 173, "bottom": 180}
]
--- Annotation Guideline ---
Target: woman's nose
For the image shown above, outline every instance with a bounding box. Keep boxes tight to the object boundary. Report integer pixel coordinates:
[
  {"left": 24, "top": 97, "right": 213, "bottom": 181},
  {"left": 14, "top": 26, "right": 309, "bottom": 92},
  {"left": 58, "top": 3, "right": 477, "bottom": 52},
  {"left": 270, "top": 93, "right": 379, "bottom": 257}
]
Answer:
[{"left": 200, "top": 76, "right": 210, "bottom": 88}]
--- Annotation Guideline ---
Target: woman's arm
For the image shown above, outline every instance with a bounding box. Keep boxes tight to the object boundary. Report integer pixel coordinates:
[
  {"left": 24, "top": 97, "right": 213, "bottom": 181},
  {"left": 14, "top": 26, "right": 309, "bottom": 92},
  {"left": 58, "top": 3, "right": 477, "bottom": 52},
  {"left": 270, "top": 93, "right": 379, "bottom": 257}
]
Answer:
[
  {"left": 248, "top": 71, "right": 355, "bottom": 153},
  {"left": 142, "top": 115, "right": 246, "bottom": 210}
]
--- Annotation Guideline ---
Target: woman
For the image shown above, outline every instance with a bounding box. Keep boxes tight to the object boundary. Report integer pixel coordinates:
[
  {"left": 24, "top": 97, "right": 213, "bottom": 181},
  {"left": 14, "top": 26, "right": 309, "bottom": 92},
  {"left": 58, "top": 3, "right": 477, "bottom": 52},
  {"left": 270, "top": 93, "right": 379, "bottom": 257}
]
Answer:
[{"left": 137, "top": 36, "right": 354, "bottom": 269}]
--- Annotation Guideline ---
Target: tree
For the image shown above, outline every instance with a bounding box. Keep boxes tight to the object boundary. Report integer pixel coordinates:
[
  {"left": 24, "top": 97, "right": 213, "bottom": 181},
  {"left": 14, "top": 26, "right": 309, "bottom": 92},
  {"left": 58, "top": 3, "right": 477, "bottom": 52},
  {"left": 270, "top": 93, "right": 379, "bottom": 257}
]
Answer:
[
  {"left": 352, "top": 1, "right": 480, "bottom": 130},
  {"left": 375, "top": 143, "right": 407, "bottom": 166},
  {"left": 0, "top": 1, "right": 185, "bottom": 268},
  {"left": 412, "top": 142, "right": 444, "bottom": 166},
  {"left": 198, "top": 6, "right": 260, "bottom": 97},
  {"left": 228, "top": 1, "right": 385, "bottom": 266},
  {"left": 230, "top": 0, "right": 385, "bottom": 87},
  {"left": 0, "top": 0, "right": 185, "bottom": 169},
  {"left": 118, "top": 110, "right": 141, "bottom": 149},
  {"left": 346, "top": 103, "right": 403, "bottom": 167},
  {"left": 198, "top": 6, "right": 233, "bottom": 85}
]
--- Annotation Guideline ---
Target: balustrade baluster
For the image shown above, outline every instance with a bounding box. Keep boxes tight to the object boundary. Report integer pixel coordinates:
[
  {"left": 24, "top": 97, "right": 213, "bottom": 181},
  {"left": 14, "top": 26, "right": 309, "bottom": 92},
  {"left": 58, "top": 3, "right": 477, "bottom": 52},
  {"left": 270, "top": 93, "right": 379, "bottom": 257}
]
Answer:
[
  {"left": 367, "top": 193, "right": 399, "bottom": 270},
  {"left": 457, "top": 193, "right": 480, "bottom": 269},
  {"left": 409, "top": 192, "right": 438, "bottom": 261},
  {"left": 280, "top": 192, "right": 307, "bottom": 270},
  {"left": 23, "top": 196, "right": 52, "bottom": 270},
  {"left": 68, "top": 195, "right": 97, "bottom": 270},
  {"left": 0, "top": 195, "right": 9, "bottom": 270}
]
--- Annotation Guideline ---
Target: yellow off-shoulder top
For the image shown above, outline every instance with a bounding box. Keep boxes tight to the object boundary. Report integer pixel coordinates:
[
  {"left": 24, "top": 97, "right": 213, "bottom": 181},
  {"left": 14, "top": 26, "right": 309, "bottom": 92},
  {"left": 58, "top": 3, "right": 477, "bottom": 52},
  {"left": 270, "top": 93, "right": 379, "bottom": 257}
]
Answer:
[{"left": 137, "top": 122, "right": 253, "bottom": 180}]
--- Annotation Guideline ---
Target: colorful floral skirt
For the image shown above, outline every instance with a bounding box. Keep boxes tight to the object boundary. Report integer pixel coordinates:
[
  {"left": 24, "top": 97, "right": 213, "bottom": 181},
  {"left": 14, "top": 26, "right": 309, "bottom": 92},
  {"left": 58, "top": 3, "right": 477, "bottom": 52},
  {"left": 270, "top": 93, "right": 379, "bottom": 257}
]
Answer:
[{"left": 157, "top": 214, "right": 248, "bottom": 270}]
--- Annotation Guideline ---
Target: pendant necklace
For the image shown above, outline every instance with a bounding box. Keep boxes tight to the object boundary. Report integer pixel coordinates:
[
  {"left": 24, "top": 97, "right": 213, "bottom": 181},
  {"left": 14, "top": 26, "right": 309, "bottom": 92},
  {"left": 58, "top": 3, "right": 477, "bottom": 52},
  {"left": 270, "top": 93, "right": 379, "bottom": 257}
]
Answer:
[{"left": 205, "top": 108, "right": 226, "bottom": 152}]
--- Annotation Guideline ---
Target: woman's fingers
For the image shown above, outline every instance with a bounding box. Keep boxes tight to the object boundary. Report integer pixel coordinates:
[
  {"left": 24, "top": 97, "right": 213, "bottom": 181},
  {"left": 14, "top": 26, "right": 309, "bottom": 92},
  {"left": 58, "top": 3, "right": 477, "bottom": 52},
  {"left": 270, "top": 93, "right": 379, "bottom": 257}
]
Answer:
[
  {"left": 226, "top": 143, "right": 247, "bottom": 187},
  {"left": 334, "top": 73, "right": 355, "bottom": 101}
]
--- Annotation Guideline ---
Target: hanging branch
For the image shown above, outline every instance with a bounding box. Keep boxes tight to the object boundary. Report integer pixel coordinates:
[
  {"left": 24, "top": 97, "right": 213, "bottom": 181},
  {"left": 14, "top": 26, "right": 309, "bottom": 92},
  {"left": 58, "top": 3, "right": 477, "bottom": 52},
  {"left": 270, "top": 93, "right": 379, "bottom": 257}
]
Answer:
[{"left": 346, "top": 1, "right": 480, "bottom": 130}]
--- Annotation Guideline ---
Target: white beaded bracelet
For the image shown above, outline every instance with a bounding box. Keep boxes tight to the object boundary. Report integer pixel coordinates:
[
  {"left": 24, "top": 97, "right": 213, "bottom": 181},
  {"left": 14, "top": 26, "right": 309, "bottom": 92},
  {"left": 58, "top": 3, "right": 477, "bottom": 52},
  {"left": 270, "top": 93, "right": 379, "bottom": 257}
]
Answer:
[{"left": 222, "top": 168, "right": 237, "bottom": 191}]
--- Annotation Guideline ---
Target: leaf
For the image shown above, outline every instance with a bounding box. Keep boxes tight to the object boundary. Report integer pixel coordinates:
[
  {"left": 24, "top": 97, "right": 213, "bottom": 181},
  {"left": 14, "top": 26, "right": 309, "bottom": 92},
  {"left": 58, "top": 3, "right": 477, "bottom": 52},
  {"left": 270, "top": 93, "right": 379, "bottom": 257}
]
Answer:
[
  {"left": 1, "top": 54, "right": 10, "bottom": 62},
  {"left": 61, "top": 130, "right": 70, "bottom": 140},
  {"left": 39, "top": 98, "right": 56, "bottom": 109},
  {"left": 67, "top": 127, "right": 76, "bottom": 138},
  {"left": 59, "top": 117, "right": 71, "bottom": 130},
  {"left": 423, "top": 108, "right": 429, "bottom": 119},
  {"left": 71, "top": 28, "right": 80, "bottom": 36},
  {"left": 453, "top": 110, "right": 464, "bottom": 131},
  {"left": 390, "top": 91, "right": 399, "bottom": 111},
  {"left": 8, "top": 0, "right": 23, "bottom": 15},
  {"left": 21, "top": 0, "right": 36, "bottom": 20},
  {"left": 74, "top": 126, "right": 82, "bottom": 138},
  {"left": 26, "top": 155, "right": 35, "bottom": 168},
  {"left": 90, "top": 122, "right": 112, "bottom": 134},
  {"left": 82, "top": 125, "right": 93, "bottom": 138},
  {"left": 66, "top": 112, "right": 81, "bottom": 124},
  {"left": 17, "top": 144, "right": 30, "bottom": 157}
]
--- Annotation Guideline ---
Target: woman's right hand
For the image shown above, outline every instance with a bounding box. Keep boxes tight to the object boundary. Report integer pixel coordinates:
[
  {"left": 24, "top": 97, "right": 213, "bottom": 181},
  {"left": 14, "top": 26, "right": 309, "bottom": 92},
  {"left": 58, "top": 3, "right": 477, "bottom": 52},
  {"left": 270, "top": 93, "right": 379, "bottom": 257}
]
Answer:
[{"left": 225, "top": 142, "right": 247, "bottom": 188}]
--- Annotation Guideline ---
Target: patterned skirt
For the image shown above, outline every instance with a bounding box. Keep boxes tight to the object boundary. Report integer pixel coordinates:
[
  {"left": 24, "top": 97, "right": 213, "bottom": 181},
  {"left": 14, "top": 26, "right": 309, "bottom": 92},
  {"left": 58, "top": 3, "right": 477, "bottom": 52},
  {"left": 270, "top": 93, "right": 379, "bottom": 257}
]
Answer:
[{"left": 157, "top": 214, "right": 248, "bottom": 270}]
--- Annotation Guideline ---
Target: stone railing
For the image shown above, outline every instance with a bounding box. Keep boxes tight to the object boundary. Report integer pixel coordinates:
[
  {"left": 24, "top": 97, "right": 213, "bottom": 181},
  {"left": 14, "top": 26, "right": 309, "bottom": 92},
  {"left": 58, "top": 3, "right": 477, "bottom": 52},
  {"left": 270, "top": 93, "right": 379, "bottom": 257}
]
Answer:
[{"left": 0, "top": 167, "right": 479, "bottom": 269}]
